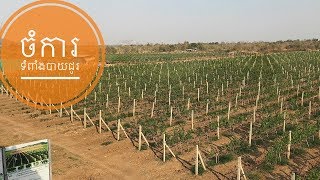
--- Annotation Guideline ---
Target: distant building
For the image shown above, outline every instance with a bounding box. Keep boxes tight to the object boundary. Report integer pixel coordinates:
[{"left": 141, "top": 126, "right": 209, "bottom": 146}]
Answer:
[{"left": 186, "top": 48, "right": 197, "bottom": 52}]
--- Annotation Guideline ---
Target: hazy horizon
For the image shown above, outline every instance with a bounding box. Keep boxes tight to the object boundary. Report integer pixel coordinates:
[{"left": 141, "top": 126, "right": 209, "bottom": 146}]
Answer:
[{"left": 0, "top": 0, "right": 319, "bottom": 45}]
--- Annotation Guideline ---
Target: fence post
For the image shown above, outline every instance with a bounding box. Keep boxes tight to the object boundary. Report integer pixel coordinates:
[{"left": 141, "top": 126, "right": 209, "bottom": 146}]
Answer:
[
  {"left": 283, "top": 113, "right": 286, "bottom": 133},
  {"left": 195, "top": 145, "right": 206, "bottom": 175},
  {"left": 227, "top": 102, "right": 231, "bottom": 121},
  {"left": 118, "top": 96, "right": 121, "bottom": 113},
  {"left": 71, "top": 105, "right": 74, "bottom": 122},
  {"left": 99, "top": 110, "right": 102, "bottom": 134},
  {"left": 237, "top": 156, "right": 247, "bottom": 180},
  {"left": 84, "top": 108, "right": 87, "bottom": 128},
  {"left": 191, "top": 110, "right": 194, "bottom": 130},
  {"left": 151, "top": 102, "right": 155, "bottom": 118},
  {"left": 163, "top": 133, "right": 175, "bottom": 162},
  {"left": 138, "top": 125, "right": 150, "bottom": 151},
  {"left": 170, "top": 107, "right": 173, "bottom": 126},
  {"left": 117, "top": 119, "right": 129, "bottom": 141},
  {"left": 60, "top": 103, "right": 63, "bottom": 117},
  {"left": 308, "top": 101, "right": 312, "bottom": 119},
  {"left": 287, "top": 131, "right": 292, "bottom": 159},
  {"left": 253, "top": 106, "right": 256, "bottom": 123}
]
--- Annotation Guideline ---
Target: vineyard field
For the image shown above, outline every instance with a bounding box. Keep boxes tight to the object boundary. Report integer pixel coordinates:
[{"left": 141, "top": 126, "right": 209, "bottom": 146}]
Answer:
[
  {"left": 1, "top": 51, "right": 320, "bottom": 179},
  {"left": 76, "top": 51, "right": 320, "bottom": 179}
]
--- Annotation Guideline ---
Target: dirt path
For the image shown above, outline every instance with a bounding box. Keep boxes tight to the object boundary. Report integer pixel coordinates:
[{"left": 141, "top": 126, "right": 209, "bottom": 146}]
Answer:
[{"left": 0, "top": 95, "right": 210, "bottom": 180}]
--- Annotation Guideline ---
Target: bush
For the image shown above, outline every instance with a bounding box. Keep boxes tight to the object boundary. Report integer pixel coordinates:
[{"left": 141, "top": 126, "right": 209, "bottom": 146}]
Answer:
[
  {"left": 306, "top": 166, "right": 320, "bottom": 180},
  {"left": 219, "top": 154, "right": 234, "bottom": 164},
  {"left": 260, "top": 162, "right": 274, "bottom": 172}
]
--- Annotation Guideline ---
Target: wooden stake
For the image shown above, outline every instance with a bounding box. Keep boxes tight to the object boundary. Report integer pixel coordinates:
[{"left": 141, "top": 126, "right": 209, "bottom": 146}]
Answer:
[
  {"left": 99, "top": 110, "right": 102, "bottom": 133},
  {"left": 308, "top": 101, "right": 312, "bottom": 119},
  {"left": 70, "top": 105, "right": 81, "bottom": 122},
  {"left": 206, "top": 81, "right": 209, "bottom": 94},
  {"left": 253, "top": 106, "right": 256, "bottom": 123},
  {"left": 237, "top": 157, "right": 241, "bottom": 180},
  {"left": 128, "top": 87, "right": 131, "bottom": 97},
  {"left": 187, "top": 98, "right": 190, "bottom": 110},
  {"left": 301, "top": 91, "right": 304, "bottom": 106},
  {"left": 216, "top": 89, "right": 220, "bottom": 102},
  {"left": 84, "top": 108, "right": 87, "bottom": 128},
  {"left": 118, "top": 96, "right": 121, "bottom": 113},
  {"left": 163, "top": 134, "right": 176, "bottom": 162},
  {"left": 237, "top": 157, "right": 247, "bottom": 180},
  {"left": 221, "top": 83, "right": 224, "bottom": 95},
  {"left": 49, "top": 99, "right": 52, "bottom": 114},
  {"left": 60, "top": 103, "right": 63, "bottom": 117},
  {"left": 291, "top": 173, "right": 295, "bottom": 180},
  {"left": 84, "top": 108, "right": 95, "bottom": 128},
  {"left": 70, "top": 105, "right": 74, "bottom": 122},
  {"left": 258, "top": 81, "right": 261, "bottom": 99},
  {"left": 0, "top": 85, "right": 4, "bottom": 95},
  {"left": 61, "top": 104, "right": 70, "bottom": 116},
  {"left": 191, "top": 110, "right": 194, "bottom": 130},
  {"left": 104, "top": 94, "right": 108, "bottom": 109},
  {"left": 249, "top": 121, "right": 253, "bottom": 146},
  {"left": 138, "top": 125, "right": 150, "bottom": 151},
  {"left": 99, "top": 110, "right": 111, "bottom": 133},
  {"left": 215, "top": 153, "right": 219, "bottom": 164},
  {"left": 163, "top": 134, "right": 166, "bottom": 162},
  {"left": 195, "top": 145, "right": 207, "bottom": 175},
  {"left": 170, "top": 106, "right": 173, "bottom": 126},
  {"left": 280, "top": 98, "right": 283, "bottom": 114},
  {"left": 287, "top": 131, "right": 292, "bottom": 159},
  {"left": 151, "top": 102, "right": 155, "bottom": 118},
  {"left": 283, "top": 113, "right": 286, "bottom": 133},
  {"left": 227, "top": 102, "right": 231, "bottom": 121},
  {"left": 117, "top": 119, "right": 129, "bottom": 141},
  {"left": 168, "top": 89, "right": 171, "bottom": 106}
]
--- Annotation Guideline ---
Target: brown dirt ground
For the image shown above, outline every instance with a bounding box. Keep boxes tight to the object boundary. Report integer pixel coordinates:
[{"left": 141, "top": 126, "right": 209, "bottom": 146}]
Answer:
[{"left": 0, "top": 95, "right": 235, "bottom": 180}]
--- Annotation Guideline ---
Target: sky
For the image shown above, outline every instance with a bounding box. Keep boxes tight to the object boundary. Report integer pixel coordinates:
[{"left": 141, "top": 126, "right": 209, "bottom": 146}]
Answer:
[{"left": 0, "top": 0, "right": 319, "bottom": 45}]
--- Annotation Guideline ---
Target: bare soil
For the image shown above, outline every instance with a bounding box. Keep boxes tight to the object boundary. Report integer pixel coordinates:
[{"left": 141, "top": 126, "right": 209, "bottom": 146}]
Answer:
[{"left": 0, "top": 95, "right": 234, "bottom": 180}]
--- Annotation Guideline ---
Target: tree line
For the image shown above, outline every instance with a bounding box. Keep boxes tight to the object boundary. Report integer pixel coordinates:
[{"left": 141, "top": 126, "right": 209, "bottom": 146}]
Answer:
[{"left": 106, "top": 39, "right": 320, "bottom": 54}]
